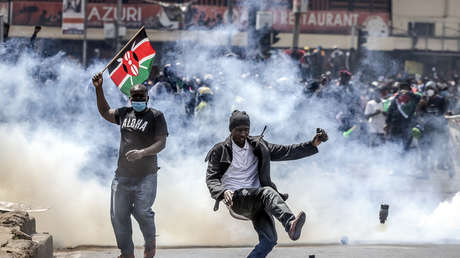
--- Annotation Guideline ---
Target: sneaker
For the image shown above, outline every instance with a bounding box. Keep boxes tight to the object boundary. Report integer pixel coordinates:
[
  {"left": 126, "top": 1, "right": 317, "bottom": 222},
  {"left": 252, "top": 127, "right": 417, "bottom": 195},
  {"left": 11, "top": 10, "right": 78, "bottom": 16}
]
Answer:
[
  {"left": 144, "top": 239, "right": 156, "bottom": 258},
  {"left": 288, "top": 211, "right": 306, "bottom": 241}
]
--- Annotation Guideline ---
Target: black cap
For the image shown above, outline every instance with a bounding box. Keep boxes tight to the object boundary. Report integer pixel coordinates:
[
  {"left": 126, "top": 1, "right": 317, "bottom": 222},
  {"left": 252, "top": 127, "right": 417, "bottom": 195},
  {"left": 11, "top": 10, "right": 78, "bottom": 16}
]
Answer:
[
  {"left": 399, "top": 82, "right": 411, "bottom": 91},
  {"left": 229, "top": 110, "right": 250, "bottom": 131}
]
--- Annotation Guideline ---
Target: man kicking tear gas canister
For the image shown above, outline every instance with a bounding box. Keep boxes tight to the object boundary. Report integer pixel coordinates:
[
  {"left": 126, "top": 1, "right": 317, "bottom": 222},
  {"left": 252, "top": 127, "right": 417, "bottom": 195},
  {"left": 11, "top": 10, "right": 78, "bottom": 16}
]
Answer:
[{"left": 205, "top": 110, "right": 327, "bottom": 258}]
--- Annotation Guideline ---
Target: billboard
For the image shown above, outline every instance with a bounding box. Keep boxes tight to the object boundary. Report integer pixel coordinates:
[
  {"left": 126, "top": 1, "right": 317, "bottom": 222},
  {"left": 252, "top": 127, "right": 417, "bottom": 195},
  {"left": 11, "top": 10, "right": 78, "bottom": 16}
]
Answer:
[
  {"left": 13, "top": 1, "right": 62, "bottom": 27},
  {"left": 62, "top": 0, "right": 84, "bottom": 34},
  {"left": 0, "top": 2, "right": 7, "bottom": 23},
  {"left": 12, "top": 1, "right": 389, "bottom": 35}
]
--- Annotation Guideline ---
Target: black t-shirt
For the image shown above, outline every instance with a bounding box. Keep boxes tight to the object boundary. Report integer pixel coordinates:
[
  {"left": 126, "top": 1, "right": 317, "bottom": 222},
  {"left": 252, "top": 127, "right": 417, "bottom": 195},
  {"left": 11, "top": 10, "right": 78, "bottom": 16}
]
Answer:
[
  {"left": 114, "top": 107, "right": 168, "bottom": 177},
  {"left": 425, "top": 95, "right": 447, "bottom": 116}
]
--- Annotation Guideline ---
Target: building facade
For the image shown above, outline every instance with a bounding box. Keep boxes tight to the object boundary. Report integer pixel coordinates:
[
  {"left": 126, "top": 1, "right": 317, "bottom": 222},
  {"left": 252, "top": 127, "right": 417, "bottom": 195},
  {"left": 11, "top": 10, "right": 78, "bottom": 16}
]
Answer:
[{"left": 2, "top": 0, "right": 459, "bottom": 74}]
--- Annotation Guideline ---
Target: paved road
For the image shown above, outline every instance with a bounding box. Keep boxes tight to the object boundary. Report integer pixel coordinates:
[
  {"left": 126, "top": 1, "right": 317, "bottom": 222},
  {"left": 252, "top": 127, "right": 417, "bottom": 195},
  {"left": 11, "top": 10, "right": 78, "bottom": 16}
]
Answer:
[{"left": 54, "top": 244, "right": 460, "bottom": 258}]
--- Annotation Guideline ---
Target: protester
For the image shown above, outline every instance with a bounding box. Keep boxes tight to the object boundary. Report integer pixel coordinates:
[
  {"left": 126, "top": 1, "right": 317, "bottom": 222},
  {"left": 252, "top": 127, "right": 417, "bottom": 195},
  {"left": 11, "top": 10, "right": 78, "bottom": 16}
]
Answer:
[
  {"left": 417, "top": 82, "right": 449, "bottom": 172},
  {"left": 300, "top": 46, "right": 312, "bottom": 80},
  {"left": 205, "top": 110, "right": 327, "bottom": 258},
  {"left": 92, "top": 73, "right": 168, "bottom": 258},
  {"left": 194, "top": 86, "right": 214, "bottom": 119},
  {"left": 328, "top": 46, "right": 345, "bottom": 75},
  {"left": 365, "top": 86, "right": 388, "bottom": 146},
  {"left": 30, "top": 26, "right": 41, "bottom": 48},
  {"left": 385, "top": 82, "right": 421, "bottom": 150},
  {"left": 334, "top": 70, "right": 362, "bottom": 134}
]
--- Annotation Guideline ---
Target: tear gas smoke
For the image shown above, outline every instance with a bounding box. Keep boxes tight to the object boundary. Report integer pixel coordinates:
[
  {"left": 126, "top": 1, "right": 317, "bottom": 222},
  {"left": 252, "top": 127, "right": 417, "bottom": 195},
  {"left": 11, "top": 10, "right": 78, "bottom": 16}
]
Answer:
[{"left": 0, "top": 25, "right": 459, "bottom": 248}]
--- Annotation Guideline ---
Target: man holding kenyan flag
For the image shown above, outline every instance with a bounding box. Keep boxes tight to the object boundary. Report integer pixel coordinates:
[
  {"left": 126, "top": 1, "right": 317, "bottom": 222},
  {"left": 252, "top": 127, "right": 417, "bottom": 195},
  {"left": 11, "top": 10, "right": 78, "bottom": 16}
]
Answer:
[{"left": 92, "top": 27, "right": 167, "bottom": 258}]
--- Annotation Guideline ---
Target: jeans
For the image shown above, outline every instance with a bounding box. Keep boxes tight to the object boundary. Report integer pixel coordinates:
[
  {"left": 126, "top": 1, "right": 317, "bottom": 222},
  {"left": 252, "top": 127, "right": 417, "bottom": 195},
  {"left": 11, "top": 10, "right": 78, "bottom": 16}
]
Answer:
[
  {"left": 231, "top": 187, "right": 296, "bottom": 258},
  {"left": 110, "top": 173, "right": 157, "bottom": 256}
]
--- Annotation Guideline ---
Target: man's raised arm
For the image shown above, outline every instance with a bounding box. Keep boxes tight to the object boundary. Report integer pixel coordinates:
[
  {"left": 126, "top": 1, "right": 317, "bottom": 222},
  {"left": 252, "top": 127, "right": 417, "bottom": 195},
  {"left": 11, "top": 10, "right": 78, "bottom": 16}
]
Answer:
[
  {"left": 268, "top": 129, "right": 326, "bottom": 161},
  {"left": 92, "top": 72, "right": 117, "bottom": 124}
]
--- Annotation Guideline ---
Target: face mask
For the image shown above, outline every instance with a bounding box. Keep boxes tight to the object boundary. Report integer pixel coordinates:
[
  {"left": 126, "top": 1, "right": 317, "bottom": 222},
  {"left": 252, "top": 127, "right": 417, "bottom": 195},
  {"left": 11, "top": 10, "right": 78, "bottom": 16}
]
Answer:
[
  {"left": 131, "top": 101, "right": 147, "bottom": 112},
  {"left": 427, "top": 89, "right": 435, "bottom": 97}
]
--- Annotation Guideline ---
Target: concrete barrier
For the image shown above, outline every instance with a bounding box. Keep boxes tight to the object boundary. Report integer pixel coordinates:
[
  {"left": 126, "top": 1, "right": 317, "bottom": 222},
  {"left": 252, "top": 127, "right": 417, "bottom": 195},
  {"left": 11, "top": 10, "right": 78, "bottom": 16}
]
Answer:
[
  {"left": 33, "top": 233, "right": 53, "bottom": 258},
  {"left": 0, "top": 211, "right": 53, "bottom": 258}
]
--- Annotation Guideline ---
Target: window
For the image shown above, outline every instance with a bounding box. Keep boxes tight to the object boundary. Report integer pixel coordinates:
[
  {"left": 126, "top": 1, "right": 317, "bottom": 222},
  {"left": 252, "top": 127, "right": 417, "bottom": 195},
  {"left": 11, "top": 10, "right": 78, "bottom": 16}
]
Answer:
[
  {"left": 329, "top": 0, "right": 390, "bottom": 12},
  {"left": 408, "top": 22, "right": 435, "bottom": 37}
]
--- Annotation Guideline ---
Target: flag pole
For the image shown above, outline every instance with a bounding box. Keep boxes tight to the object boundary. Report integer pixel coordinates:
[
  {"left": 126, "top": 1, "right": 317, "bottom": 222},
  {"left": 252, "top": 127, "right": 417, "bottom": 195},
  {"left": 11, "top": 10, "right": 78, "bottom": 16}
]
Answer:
[{"left": 101, "top": 25, "right": 146, "bottom": 74}]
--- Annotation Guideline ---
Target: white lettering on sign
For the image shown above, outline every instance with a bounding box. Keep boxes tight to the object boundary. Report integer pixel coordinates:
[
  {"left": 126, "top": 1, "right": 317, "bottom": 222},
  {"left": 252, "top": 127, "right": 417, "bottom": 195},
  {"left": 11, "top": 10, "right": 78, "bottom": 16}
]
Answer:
[
  {"left": 334, "top": 13, "right": 342, "bottom": 26},
  {"left": 317, "top": 13, "right": 325, "bottom": 26},
  {"left": 127, "top": 7, "right": 136, "bottom": 21},
  {"left": 116, "top": 7, "right": 127, "bottom": 21},
  {"left": 88, "top": 7, "right": 101, "bottom": 20},
  {"left": 326, "top": 13, "right": 333, "bottom": 26},
  {"left": 343, "top": 13, "right": 353, "bottom": 26},
  {"left": 307, "top": 13, "right": 316, "bottom": 25},
  {"left": 297, "top": 12, "right": 362, "bottom": 27},
  {"left": 302, "top": 13, "right": 307, "bottom": 24},
  {"left": 352, "top": 13, "right": 359, "bottom": 25},
  {"left": 272, "top": 11, "right": 369, "bottom": 28},
  {"left": 88, "top": 6, "right": 143, "bottom": 22},
  {"left": 102, "top": 6, "right": 113, "bottom": 21}
]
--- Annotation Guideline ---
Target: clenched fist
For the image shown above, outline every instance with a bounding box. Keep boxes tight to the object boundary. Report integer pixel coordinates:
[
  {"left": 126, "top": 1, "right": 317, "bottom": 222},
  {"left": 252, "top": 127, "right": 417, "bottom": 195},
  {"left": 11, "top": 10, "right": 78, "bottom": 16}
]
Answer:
[{"left": 92, "top": 72, "right": 103, "bottom": 88}]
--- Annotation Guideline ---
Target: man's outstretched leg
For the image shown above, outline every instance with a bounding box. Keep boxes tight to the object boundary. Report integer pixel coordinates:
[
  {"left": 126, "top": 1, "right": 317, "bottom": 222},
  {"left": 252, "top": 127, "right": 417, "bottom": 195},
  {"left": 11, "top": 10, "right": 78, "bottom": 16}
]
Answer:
[
  {"left": 247, "top": 210, "right": 277, "bottom": 258},
  {"left": 256, "top": 186, "right": 306, "bottom": 240}
]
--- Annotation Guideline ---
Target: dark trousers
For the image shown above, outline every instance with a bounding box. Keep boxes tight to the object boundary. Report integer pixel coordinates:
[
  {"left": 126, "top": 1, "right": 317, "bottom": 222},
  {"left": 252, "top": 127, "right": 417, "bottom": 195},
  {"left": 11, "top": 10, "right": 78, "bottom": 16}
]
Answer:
[
  {"left": 231, "top": 187, "right": 296, "bottom": 258},
  {"left": 388, "top": 126, "right": 412, "bottom": 151}
]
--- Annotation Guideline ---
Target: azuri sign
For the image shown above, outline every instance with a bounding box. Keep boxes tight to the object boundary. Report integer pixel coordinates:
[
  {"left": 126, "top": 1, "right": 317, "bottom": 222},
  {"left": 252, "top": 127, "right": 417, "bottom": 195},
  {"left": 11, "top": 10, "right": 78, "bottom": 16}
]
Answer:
[{"left": 87, "top": 6, "right": 143, "bottom": 23}]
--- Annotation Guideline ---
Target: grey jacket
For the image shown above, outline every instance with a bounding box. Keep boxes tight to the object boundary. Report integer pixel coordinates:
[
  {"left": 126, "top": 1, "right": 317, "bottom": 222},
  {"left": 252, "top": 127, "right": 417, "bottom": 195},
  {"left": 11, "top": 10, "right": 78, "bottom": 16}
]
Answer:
[{"left": 205, "top": 135, "right": 318, "bottom": 211}]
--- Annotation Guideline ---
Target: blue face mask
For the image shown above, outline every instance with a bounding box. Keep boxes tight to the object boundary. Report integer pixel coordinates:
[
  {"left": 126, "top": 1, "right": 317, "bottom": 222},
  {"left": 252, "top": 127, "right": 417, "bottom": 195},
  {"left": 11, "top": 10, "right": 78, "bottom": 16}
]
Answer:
[{"left": 131, "top": 101, "right": 147, "bottom": 112}]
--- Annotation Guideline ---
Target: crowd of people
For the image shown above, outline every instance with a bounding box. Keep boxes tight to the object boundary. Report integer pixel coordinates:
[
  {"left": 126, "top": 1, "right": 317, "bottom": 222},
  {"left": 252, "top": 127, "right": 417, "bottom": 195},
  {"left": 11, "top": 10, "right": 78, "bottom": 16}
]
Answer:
[
  {"left": 144, "top": 47, "right": 460, "bottom": 177},
  {"left": 14, "top": 28, "right": 458, "bottom": 176}
]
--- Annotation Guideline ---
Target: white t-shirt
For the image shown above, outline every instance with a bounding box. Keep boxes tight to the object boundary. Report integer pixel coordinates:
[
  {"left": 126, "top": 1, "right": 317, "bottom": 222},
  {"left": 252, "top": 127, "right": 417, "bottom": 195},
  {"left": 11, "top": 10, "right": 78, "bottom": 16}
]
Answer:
[
  {"left": 222, "top": 140, "right": 261, "bottom": 191},
  {"left": 364, "top": 99, "right": 386, "bottom": 134}
]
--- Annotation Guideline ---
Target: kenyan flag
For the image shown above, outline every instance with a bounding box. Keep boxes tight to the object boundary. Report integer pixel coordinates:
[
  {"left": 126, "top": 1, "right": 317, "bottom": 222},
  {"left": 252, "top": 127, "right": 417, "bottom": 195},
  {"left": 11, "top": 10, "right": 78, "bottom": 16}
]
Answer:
[{"left": 107, "top": 27, "right": 155, "bottom": 96}]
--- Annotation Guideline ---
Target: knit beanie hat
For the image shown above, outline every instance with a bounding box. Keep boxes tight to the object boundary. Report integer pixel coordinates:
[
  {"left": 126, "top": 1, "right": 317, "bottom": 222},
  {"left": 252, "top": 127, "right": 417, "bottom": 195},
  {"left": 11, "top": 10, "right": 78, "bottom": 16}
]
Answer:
[{"left": 229, "top": 110, "right": 250, "bottom": 131}]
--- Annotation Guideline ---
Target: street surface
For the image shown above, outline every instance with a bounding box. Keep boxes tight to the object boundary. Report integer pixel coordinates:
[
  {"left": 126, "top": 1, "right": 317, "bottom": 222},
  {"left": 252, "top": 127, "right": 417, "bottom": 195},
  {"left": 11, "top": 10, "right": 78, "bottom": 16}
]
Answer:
[{"left": 55, "top": 244, "right": 460, "bottom": 258}]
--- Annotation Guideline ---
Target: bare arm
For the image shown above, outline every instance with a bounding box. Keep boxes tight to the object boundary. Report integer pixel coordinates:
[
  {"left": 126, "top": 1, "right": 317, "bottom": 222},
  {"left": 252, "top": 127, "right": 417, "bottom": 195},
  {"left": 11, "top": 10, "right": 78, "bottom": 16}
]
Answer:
[
  {"left": 141, "top": 135, "right": 167, "bottom": 156},
  {"left": 92, "top": 72, "right": 117, "bottom": 124},
  {"left": 125, "top": 135, "right": 167, "bottom": 162}
]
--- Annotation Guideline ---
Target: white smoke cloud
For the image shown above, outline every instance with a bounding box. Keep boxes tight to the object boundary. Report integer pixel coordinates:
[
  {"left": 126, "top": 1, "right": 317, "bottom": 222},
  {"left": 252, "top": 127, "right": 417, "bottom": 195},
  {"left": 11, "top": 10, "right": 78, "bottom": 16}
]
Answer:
[{"left": 0, "top": 22, "right": 459, "bottom": 250}]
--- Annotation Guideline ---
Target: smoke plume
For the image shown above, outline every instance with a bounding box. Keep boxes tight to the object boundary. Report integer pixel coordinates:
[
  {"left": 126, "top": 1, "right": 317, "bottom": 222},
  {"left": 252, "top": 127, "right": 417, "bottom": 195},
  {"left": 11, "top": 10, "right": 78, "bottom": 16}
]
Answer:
[{"left": 0, "top": 20, "right": 459, "bottom": 248}]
